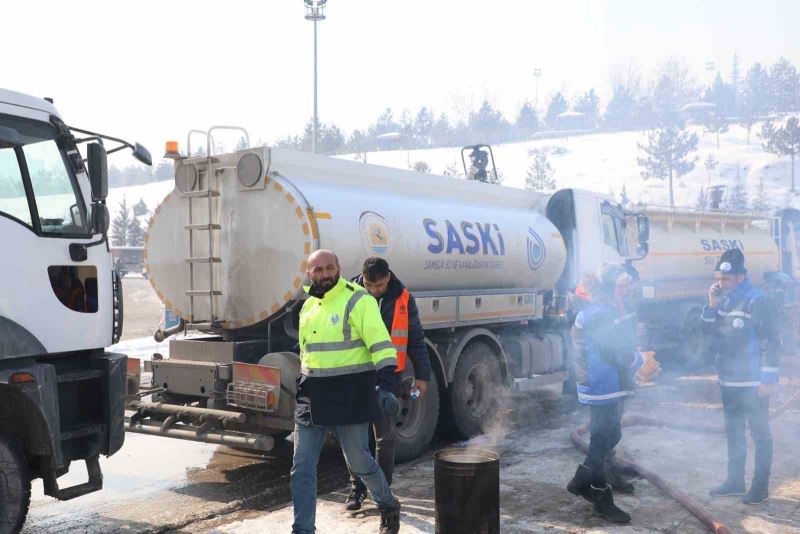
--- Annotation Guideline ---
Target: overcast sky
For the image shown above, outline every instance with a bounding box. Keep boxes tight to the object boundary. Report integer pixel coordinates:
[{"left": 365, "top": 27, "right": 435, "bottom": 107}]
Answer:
[{"left": 3, "top": 0, "right": 799, "bottom": 164}]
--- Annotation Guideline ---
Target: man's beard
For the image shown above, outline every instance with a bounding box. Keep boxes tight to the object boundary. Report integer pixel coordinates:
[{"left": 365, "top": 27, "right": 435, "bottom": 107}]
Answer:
[{"left": 311, "top": 274, "right": 339, "bottom": 296}]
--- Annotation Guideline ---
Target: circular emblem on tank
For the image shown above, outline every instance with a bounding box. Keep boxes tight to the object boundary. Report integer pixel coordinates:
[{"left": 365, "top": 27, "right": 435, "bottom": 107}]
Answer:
[
  {"left": 732, "top": 317, "right": 744, "bottom": 329},
  {"left": 174, "top": 162, "right": 198, "bottom": 192},
  {"left": 236, "top": 152, "right": 263, "bottom": 188},
  {"left": 359, "top": 211, "right": 392, "bottom": 257},
  {"left": 331, "top": 314, "right": 340, "bottom": 325},
  {"left": 526, "top": 228, "right": 546, "bottom": 270}
]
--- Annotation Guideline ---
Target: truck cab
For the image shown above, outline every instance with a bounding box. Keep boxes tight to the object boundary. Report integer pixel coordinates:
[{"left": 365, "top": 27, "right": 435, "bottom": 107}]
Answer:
[{"left": 0, "top": 88, "right": 150, "bottom": 531}]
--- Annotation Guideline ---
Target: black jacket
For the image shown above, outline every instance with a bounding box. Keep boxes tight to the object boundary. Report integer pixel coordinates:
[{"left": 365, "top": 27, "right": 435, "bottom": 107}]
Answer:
[{"left": 351, "top": 273, "right": 432, "bottom": 381}]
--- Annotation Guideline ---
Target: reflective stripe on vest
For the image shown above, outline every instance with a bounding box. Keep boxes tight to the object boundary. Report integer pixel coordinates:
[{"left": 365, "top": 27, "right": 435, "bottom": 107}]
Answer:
[{"left": 391, "top": 288, "right": 410, "bottom": 372}]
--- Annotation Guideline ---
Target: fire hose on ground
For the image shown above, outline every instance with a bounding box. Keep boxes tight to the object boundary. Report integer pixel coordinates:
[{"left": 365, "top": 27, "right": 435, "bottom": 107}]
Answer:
[{"left": 570, "top": 387, "right": 800, "bottom": 534}]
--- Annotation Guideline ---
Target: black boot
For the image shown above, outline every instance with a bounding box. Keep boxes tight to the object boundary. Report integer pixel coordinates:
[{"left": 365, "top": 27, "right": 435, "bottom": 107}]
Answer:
[
  {"left": 709, "top": 478, "right": 746, "bottom": 497},
  {"left": 379, "top": 504, "right": 401, "bottom": 534},
  {"left": 606, "top": 458, "right": 635, "bottom": 494},
  {"left": 345, "top": 483, "right": 368, "bottom": 511},
  {"left": 743, "top": 477, "right": 769, "bottom": 505},
  {"left": 567, "top": 464, "right": 593, "bottom": 502},
  {"left": 591, "top": 484, "right": 631, "bottom": 524}
]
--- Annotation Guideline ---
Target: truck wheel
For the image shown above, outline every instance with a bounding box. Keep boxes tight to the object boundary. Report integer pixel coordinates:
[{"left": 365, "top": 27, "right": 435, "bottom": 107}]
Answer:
[
  {"left": 394, "top": 365, "right": 439, "bottom": 463},
  {"left": 449, "top": 342, "right": 501, "bottom": 439},
  {"left": 0, "top": 433, "right": 31, "bottom": 534}
]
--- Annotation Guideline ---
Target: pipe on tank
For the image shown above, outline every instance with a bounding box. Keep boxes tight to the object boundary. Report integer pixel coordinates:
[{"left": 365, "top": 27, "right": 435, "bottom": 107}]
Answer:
[{"left": 153, "top": 318, "right": 185, "bottom": 343}]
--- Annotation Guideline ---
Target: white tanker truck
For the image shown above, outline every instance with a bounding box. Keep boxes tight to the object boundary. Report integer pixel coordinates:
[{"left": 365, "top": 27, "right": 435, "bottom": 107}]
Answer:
[
  {"left": 632, "top": 206, "right": 800, "bottom": 366},
  {"left": 127, "top": 132, "right": 648, "bottom": 460}
]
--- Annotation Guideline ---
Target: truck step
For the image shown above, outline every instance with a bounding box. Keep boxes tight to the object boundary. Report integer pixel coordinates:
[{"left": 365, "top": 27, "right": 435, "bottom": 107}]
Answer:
[
  {"left": 125, "top": 417, "right": 274, "bottom": 452},
  {"left": 185, "top": 257, "right": 221, "bottom": 263},
  {"left": 186, "top": 289, "right": 222, "bottom": 296},
  {"left": 57, "top": 369, "right": 104, "bottom": 383},
  {"left": 43, "top": 456, "right": 102, "bottom": 501},
  {"left": 182, "top": 189, "right": 220, "bottom": 198},
  {"left": 185, "top": 223, "right": 222, "bottom": 230}
]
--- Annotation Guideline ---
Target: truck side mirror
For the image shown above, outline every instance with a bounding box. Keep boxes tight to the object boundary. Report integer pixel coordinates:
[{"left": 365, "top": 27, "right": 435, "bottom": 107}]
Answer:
[
  {"left": 637, "top": 215, "right": 650, "bottom": 243},
  {"left": 133, "top": 143, "right": 152, "bottom": 166},
  {"left": 87, "top": 142, "right": 108, "bottom": 201}
]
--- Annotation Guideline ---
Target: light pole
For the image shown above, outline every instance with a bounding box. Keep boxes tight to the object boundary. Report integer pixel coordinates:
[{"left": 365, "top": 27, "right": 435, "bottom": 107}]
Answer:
[
  {"left": 533, "top": 68, "right": 542, "bottom": 114},
  {"left": 305, "top": 0, "right": 327, "bottom": 154}
]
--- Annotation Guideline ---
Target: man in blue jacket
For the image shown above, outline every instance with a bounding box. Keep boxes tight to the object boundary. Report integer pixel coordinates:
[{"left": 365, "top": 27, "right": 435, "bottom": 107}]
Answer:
[
  {"left": 344, "top": 257, "right": 432, "bottom": 511},
  {"left": 702, "top": 248, "right": 780, "bottom": 504},
  {"left": 566, "top": 265, "right": 644, "bottom": 523}
]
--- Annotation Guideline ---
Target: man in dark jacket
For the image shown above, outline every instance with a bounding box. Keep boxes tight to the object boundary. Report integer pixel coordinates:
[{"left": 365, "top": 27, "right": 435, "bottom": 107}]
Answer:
[
  {"left": 566, "top": 265, "right": 645, "bottom": 524},
  {"left": 702, "top": 248, "right": 780, "bottom": 504},
  {"left": 344, "top": 256, "right": 432, "bottom": 511}
]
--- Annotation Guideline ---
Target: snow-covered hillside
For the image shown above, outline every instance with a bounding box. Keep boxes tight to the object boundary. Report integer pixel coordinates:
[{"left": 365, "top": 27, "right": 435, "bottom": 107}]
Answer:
[{"left": 106, "top": 123, "right": 797, "bottom": 236}]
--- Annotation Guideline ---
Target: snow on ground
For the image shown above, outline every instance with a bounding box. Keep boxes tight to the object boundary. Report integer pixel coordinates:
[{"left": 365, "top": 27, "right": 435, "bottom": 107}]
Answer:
[{"left": 340, "top": 124, "right": 797, "bottom": 211}]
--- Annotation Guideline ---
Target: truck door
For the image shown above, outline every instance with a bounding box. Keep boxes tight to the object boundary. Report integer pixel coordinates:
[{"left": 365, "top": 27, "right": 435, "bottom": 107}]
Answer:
[{"left": 0, "top": 112, "right": 112, "bottom": 356}]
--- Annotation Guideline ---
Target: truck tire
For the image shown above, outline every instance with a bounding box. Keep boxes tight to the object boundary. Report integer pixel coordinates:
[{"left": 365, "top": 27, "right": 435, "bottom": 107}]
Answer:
[
  {"left": 449, "top": 342, "right": 502, "bottom": 439},
  {"left": 394, "top": 363, "right": 439, "bottom": 463},
  {"left": 0, "top": 433, "right": 30, "bottom": 534}
]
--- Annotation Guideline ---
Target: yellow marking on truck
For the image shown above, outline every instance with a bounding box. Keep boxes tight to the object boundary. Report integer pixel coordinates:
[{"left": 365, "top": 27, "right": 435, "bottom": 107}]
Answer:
[
  {"left": 304, "top": 242, "right": 311, "bottom": 254},
  {"left": 165, "top": 299, "right": 173, "bottom": 310},
  {"left": 306, "top": 210, "right": 320, "bottom": 239},
  {"left": 302, "top": 223, "right": 310, "bottom": 236},
  {"left": 259, "top": 311, "right": 269, "bottom": 321},
  {"left": 264, "top": 175, "right": 271, "bottom": 184},
  {"left": 294, "top": 276, "right": 302, "bottom": 289},
  {"left": 314, "top": 212, "right": 332, "bottom": 220},
  {"left": 301, "top": 261, "right": 308, "bottom": 272},
  {"left": 286, "top": 193, "right": 295, "bottom": 204},
  {"left": 156, "top": 290, "right": 164, "bottom": 301},
  {"left": 272, "top": 303, "right": 281, "bottom": 313},
  {"left": 295, "top": 206, "right": 304, "bottom": 219},
  {"left": 274, "top": 182, "right": 284, "bottom": 193},
  {"left": 245, "top": 316, "right": 256, "bottom": 326},
  {"left": 283, "top": 291, "right": 293, "bottom": 302}
]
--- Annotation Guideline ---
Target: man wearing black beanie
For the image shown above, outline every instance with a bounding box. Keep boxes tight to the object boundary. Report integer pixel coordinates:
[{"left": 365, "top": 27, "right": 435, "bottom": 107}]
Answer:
[{"left": 701, "top": 248, "right": 781, "bottom": 504}]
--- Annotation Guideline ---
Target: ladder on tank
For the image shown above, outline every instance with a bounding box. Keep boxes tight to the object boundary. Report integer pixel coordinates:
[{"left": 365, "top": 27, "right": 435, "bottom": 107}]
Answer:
[{"left": 182, "top": 127, "right": 249, "bottom": 331}]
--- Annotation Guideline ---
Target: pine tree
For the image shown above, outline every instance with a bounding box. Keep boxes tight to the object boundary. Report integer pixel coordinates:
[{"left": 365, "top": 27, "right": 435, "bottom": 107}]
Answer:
[
  {"left": 604, "top": 87, "right": 637, "bottom": 129},
  {"left": 414, "top": 107, "right": 434, "bottom": 148},
  {"left": 525, "top": 151, "right": 556, "bottom": 190},
  {"left": 695, "top": 186, "right": 707, "bottom": 210},
  {"left": 235, "top": 136, "right": 249, "bottom": 151},
  {"left": 728, "top": 167, "right": 749, "bottom": 211},
  {"left": 431, "top": 113, "right": 452, "bottom": 147},
  {"left": 468, "top": 100, "right": 510, "bottom": 144},
  {"left": 703, "top": 154, "right": 718, "bottom": 185},
  {"left": 743, "top": 63, "right": 771, "bottom": 117},
  {"left": 731, "top": 53, "right": 741, "bottom": 112},
  {"left": 704, "top": 73, "right": 736, "bottom": 116},
  {"left": 761, "top": 117, "right": 800, "bottom": 192},
  {"left": 637, "top": 126, "right": 699, "bottom": 206},
  {"left": 544, "top": 93, "right": 568, "bottom": 127},
  {"left": 702, "top": 111, "right": 729, "bottom": 149},
  {"left": 651, "top": 75, "right": 682, "bottom": 127},
  {"left": 128, "top": 217, "right": 146, "bottom": 247},
  {"left": 768, "top": 57, "right": 799, "bottom": 113},
  {"left": 574, "top": 89, "right": 600, "bottom": 125},
  {"left": 154, "top": 160, "right": 173, "bottom": 182},
  {"left": 133, "top": 198, "right": 149, "bottom": 217},
  {"left": 752, "top": 175, "right": 769, "bottom": 213},
  {"left": 111, "top": 196, "right": 131, "bottom": 247},
  {"left": 515, "top": 101, "right": 539, "bottom": 139}
]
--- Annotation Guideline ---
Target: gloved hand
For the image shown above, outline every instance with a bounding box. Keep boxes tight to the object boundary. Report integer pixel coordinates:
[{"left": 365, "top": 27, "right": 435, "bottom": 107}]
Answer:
[
  {"left": 635, "top": 351, "right": 661, "bottom": 382},
  {"left": 376, "top": 386, "right": 401, "bottom": 418}
]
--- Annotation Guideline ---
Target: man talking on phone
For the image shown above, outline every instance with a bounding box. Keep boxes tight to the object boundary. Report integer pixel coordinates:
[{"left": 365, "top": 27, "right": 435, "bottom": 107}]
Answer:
[{"left": 701, "top": 248, "right": 781, "bottom": 504}]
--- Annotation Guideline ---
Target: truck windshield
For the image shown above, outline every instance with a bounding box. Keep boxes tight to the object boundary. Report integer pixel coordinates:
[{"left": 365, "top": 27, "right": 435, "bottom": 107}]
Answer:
[{"left": 0, "top": 114, "right": 90, "bottom": 237}]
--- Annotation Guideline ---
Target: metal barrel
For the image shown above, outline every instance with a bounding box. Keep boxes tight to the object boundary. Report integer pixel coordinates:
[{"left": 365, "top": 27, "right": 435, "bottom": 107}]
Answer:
[{"left": 434, "top": 448, "right": 500, "bottom": 534}]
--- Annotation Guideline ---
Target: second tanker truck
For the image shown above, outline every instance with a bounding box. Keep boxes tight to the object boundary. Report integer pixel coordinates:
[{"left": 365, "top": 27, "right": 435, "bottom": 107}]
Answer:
[{"left": 125, "top": 131, "right": 649, "bottom": 460}]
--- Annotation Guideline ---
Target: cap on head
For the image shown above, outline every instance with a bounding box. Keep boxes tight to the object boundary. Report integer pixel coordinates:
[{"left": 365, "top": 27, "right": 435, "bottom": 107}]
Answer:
[
  {"left": 715, "top": 248, "right": 746, "bottom": 275},
  {"left": 597, "top": 264, "right": 629, "bottom": 294}
]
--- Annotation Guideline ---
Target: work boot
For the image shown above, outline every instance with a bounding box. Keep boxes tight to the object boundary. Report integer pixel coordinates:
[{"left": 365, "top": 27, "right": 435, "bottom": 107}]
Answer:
[
  {"left": 345, "top": 484, "right": 368, "bottom": 511},
  {"left": 606, "top": 459, "right": 635, "bottom": 494},
  {"left": 591, "top": 484, "right": 631, "bottom": 524},
  {"left": 379, "top": 504, "right": 401, "bottom": 534},
  {"left": 709, "top": 478, "right": 746, "bottom": 497},
  {"left": 566, "top": 463, "right": 593, "bottom": 502},
  {"left": 742, "top": 482, "right": 769, "bottom": 505}
]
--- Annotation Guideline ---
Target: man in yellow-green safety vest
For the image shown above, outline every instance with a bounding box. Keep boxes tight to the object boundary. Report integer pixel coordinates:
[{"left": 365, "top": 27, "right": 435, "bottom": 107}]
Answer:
[{"left": 290, "top": 249, "right": 401, "bottom": 534}]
